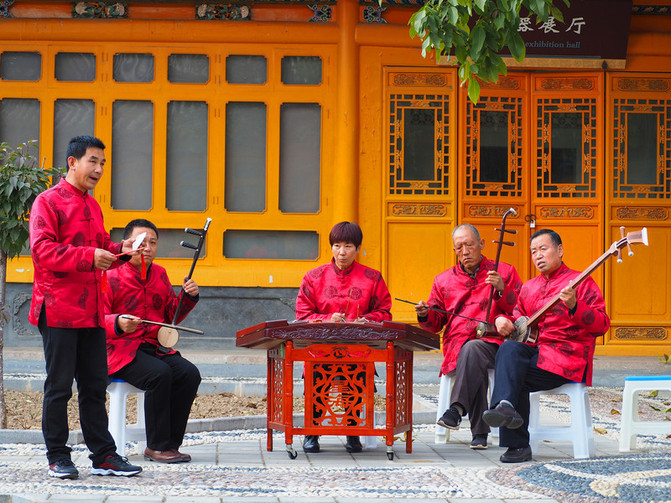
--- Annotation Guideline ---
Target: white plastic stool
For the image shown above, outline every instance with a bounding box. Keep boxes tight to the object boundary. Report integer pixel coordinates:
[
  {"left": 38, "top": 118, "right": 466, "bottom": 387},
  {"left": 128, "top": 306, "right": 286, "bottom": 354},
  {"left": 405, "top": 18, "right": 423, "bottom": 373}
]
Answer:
[
  {"left": 364, "top": 436, "right": 378, "bottom": 449},
  {"left": 619, "top": 375, "right": 671, "bottom": 452},
  {"left": 434, "top": 368, "right": 496, "bottom": 443},
  {"left": 529, "top": 382, "right": 594, "bottom": 459},
  {"left": 107, "top": 379, "right": 146, "bottom": 457}
]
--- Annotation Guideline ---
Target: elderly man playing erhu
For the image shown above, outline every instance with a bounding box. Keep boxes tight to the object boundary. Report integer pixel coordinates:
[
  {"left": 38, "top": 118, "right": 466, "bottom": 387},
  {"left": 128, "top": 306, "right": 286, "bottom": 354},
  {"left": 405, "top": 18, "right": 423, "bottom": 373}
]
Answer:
[{"left": 416, "top": 223, "right": 521, "bottom": 450}]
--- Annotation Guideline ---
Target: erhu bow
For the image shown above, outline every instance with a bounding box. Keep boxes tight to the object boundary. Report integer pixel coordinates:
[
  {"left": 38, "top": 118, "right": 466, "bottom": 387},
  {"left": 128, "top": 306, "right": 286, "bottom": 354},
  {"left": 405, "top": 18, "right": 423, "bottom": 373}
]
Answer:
[
  {"left": 510, "top": 226, "right": 649, "bottom": 344},
  {"left": 475, "top": 208, "right": 517, "bottom": 338}
]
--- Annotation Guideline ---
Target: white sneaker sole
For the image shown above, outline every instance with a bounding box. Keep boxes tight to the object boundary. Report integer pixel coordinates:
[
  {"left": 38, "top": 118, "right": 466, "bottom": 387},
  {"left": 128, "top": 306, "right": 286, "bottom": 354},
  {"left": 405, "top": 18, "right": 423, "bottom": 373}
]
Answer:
[{"left": 91, "top": 467, "right": 141, "bottom": 477}]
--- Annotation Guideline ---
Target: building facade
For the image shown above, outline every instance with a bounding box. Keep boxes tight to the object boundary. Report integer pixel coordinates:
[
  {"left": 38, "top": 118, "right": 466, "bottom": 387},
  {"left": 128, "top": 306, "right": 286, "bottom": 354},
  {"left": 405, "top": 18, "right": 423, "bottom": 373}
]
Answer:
[{"left": 1, "top": 0, "right": 669, "bottom": 354}]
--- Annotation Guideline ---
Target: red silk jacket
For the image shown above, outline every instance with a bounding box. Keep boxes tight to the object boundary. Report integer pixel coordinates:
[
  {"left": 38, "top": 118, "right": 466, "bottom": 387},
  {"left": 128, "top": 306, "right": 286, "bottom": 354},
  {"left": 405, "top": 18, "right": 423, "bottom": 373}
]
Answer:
[
  {"left": 29, "top": 179, "right": 123, "bottom": 328},
  {"left": 512, "top": 262, "right": 610, "bottom": 386},
  {"left": 103, "top": 262, "right": 198, "bottom": 374},
  {"left": 295, "top": 260, "right": 392, "bottom": 322},
  {"left": 419, "top": 256, "right": 522, "bottom": 375}
]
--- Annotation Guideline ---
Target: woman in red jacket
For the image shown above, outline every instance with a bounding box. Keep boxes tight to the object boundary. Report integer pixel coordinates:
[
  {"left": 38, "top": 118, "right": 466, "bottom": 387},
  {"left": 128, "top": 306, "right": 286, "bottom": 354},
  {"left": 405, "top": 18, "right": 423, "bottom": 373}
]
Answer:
[{"left": 295, "top": 221, "right": 392, "bottom": 454}]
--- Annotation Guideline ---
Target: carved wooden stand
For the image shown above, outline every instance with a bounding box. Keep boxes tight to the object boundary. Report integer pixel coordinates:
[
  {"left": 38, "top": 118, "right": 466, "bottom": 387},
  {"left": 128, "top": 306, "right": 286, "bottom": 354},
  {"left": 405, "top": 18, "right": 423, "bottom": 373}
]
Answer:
[{"left": 236, "top": 320, "right": 438, "bottom": 459}]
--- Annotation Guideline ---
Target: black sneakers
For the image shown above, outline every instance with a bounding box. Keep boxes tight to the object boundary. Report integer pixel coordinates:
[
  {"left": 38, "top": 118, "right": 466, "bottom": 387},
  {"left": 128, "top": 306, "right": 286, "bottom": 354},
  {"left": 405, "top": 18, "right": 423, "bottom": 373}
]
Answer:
[
  {"left": 302, "top": 435, "right": 320, "bottom": 453},
  {"left": 91, "top": 453, "right": 142, "bottom": 477},
  {"left": 48, "top": 458, "right": 79, "bottom": 479},
  {"left": 345, "top": 436, "right": 363, "bottom": 453},
  {"left": 436, "top": 406, "right": 462, "bottom": 430}
]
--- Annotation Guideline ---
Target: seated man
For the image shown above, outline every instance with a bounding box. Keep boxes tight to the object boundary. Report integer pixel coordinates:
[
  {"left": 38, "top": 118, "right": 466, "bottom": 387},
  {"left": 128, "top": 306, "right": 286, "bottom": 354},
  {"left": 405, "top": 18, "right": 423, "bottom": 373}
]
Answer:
[
  {"left": 295, "top": 221, "right": 392, "bottom": 454},
  {"left": 416, "top": 223, "right": 521, "bottom": 449},
  {"left": 103, "top": 219, "right": 201, "bottom": 464},
  {"left": 483, "top": 229, "right": 610, "bottom": 463}
]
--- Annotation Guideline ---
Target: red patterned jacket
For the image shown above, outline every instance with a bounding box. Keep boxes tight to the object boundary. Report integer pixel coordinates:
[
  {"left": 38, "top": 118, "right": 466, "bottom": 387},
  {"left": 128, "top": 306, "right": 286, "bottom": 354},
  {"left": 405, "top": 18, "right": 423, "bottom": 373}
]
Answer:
[
  {"left": 512, "top": 262, "right": 610, "bottom": 386},
  {"left": 419, "top": 256, "right": 522, "bottom": 375},
  {"left": 29, "top": 179, "right": 123, "bottom": 328},
  {"left": 295, "top": 260, "right": 392, "bottom": 322},
  {"left": 103, "top": 262, "right": 198, "bottom": 374}
]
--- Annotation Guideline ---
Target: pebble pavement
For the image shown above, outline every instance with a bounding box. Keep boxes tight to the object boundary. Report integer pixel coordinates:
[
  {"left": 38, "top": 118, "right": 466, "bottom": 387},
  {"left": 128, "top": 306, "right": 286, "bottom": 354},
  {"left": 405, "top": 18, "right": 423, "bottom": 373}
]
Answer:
[{"left": 1, "top": 387, "right": 670, "bottom": 503}]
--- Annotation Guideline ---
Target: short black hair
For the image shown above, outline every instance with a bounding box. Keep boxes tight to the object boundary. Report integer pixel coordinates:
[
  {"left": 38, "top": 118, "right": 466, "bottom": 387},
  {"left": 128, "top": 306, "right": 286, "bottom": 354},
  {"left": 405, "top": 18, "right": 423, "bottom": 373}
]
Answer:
[
  {"left": 123, "top": 218, "right": 159, "bottom": 240},
  {"left": 531, "top": 228, "right": 562, "bottom": 247},
  {"left": 329, "top": 221, "right": 363, "bottom": 248},
  {"left": 65, "top": 135, "right": 105, "bottom": 171}
]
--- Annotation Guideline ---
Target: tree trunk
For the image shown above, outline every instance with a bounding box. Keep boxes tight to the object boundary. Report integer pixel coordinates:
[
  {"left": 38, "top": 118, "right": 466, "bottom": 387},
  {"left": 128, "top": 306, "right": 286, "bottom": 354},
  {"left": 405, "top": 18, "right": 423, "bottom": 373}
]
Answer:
[{"left": 0, "top": 249, "right": 7, "bottom": 428}]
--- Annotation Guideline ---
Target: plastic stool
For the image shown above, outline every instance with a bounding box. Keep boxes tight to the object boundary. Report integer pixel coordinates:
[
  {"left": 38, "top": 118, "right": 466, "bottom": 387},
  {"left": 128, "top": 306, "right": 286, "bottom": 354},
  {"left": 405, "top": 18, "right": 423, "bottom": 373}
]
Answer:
[
  {"left": 529, "top": 382, "right": 594, "bottom": 459},
  {"left": 434, "top": 368, "right": 496, "bottom": 443},
  {"left": 619, "top": 375, "right": 671, "bottom": 452},
  {"left": 107, "top": 379, "right": 146, "bottom": 457}
]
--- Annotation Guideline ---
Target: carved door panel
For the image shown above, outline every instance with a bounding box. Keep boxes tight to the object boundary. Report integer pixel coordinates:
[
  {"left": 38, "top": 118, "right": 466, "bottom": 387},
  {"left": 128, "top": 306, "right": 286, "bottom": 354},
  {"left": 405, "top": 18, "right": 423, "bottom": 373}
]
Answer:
[
  {"left": 530, "top": 73, "right": 605, "bottom": 290},
  {"left": 382, "top": 69, "right": 458, "bottom": 323},
  {"left": 459, "top": 73, "right": 605, "bottom": 289},
  {"left": 459, "top": 74, "right": 530, "bottom": 278},
  {"left": 605, "top": 74, "right": 671, "bottom": 349}
]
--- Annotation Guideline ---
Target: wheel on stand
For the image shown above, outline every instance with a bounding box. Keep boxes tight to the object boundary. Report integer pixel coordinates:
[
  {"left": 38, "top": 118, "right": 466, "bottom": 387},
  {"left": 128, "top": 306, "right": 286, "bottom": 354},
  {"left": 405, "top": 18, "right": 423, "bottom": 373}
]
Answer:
[
  {"left": 387, "top": 451, "right": 394, "bottom": 460},
  {"left": 286, "top": 445, "right": 298, "bottom": 459}
]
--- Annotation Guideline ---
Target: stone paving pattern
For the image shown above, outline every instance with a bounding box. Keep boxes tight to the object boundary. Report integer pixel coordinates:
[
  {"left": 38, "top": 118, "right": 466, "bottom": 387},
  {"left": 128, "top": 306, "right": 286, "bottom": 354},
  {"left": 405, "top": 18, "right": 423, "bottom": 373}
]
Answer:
[{"left": 2, "top": 350, "right": 670, "bottom": 502}]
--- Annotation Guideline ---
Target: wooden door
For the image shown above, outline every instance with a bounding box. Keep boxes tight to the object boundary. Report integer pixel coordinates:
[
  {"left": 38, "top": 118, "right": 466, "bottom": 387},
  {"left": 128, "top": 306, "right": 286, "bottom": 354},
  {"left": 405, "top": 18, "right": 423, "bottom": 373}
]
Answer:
[
  {"left": 529, "top": 73, "right": 605, "bottom": 288},
  {"left": 605, "top": 73, "right": 671, "bottom": 353},
  {"left": 459, "top": 72, "right": 605, "bottom": 288},
  {"left": 382, "top": 68, "right": 459, "bottom": 323}
]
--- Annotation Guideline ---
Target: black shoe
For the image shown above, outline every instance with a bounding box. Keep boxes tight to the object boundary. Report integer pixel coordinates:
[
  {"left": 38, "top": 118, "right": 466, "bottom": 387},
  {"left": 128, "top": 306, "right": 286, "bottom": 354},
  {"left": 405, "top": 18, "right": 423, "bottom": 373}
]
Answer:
[
  {"left": 436, "top": 406, "right": 462, "bottom": 430},
  {"left": 91, "top": 453, "right": 142, "bottom": 477},
  {"left": 482, "top": 402, "right": 523, "bottom": 429},
  {"left": 345, "top": 436, "right": 363, "bottom": 453},
  {"left": 302, "top": 435, "right": 320, "bottom": 453},
  {"left": 469, "top": 434, "right": 488, "bottom": 450},
  {"left": 500, "top": 446, "right": 532, "bottom": 463},
  {"left": 48, "top": 458, "right": 78, "bottom": 479}
]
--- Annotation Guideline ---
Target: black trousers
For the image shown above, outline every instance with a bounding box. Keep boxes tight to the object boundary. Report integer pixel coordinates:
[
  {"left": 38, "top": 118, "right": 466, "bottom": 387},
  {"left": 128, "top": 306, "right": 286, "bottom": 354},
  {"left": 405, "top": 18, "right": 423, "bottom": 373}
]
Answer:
[
  {"left": 39, "top": 308, "right": 117, "bottom": 465},
  {"left": 112, "top": 343, "right": 201, "bottom": 451},
  {"left": 489, "top": 341, "right": 574, "bottom": 449},
  {"left": 448, "top": 339, "right": 498, "bottom": 436}
]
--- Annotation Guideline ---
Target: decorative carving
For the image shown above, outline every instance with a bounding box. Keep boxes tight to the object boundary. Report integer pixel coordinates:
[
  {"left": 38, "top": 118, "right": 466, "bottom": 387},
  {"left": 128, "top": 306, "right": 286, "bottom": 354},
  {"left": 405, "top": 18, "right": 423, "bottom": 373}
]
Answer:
[
  {"left": 390, "top": 73, "right": 449, "bottom": 87},
  {"left": 614, "top": 327, "right": 667, "bottom": 340},
  {"left": 540, "top": 78, "right": 594, "bottom": 90},
  {"left": 394, "top": 358, "right": 409, "bottom": 426},
  {"left": 308, "top": 345, "right": 371, "bottom": 359},
  {"left": 467, "top": 205, "right": 521, "bottom": 218},
  {"left": 479, "top": 77, "right": 520, "bottom": 90},
  {"left": 269, "top": 357, "right": 284, "bottom": 423},
  {"left": 616, "top": 78, "right": 670, "bottom": 91},
  {"left": 616, "top": 207, "right": 668, "bottom": 220},
  {"left": 538, "top": 207, "right": 595, "bottom": 219},
  {"left": 72, "top": 1, "right": 127, "bottom": 18},
  {"left": 196, "top": 3, "right": 250, "bottom": 20},
  {"left": 309, "top": 362, "right": 371, "bottom": 427},
  {"left": 308, "top": 4, "right": 332, "bottom": 22},
  {"left": 0, "top": 0, "right": 13, "bottom": 18},
  {"left": 632, "top": 5, "right": 671, "bottom": 15},
  {"left": 362, "top": 5, "right": 386, "bottom": 23},
  {"left": 390, "top": 204, "right": 447, "bottom": 217}
]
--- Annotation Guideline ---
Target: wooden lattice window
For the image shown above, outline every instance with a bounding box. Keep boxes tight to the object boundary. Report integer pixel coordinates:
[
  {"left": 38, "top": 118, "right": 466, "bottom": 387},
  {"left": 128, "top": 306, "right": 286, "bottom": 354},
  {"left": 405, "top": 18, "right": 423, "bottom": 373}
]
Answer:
[
  {"left": 465, "top": 96, "right": 523, "bottom": 197},
  {"left": 613, "top": 98, "right": 671, "bottom": 199},
  {"left": 388, "top": 94, "right": 450, "bottom": 195},
  {"left": 536, "top": 98, "right": 597, "bottom": 198}
]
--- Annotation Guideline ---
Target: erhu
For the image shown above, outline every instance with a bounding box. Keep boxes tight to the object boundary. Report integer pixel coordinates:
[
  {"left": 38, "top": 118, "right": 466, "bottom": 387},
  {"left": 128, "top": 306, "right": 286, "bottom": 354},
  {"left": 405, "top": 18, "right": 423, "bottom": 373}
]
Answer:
[
  {"left": 157, "top": 217, "right": 212, "bottom": 350},
  {"left": 475, "top": 208, "right": 517, "bottom": 338}
]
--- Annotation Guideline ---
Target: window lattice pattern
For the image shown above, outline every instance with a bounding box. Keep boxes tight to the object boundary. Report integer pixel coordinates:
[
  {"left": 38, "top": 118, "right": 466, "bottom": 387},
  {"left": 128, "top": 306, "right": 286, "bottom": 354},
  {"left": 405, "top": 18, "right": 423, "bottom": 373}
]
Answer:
[
  {"left": 465, "top": 96, "right": 523, "bottom": 197},
  {"left": 388, "top": 94, "right": 450, "bottom": 195},
  {"left": 536, "top": 98, "right": 597, "bottom": 198},
  {"left": 613, "top": 98, "right": 671, "bottom": 199}
]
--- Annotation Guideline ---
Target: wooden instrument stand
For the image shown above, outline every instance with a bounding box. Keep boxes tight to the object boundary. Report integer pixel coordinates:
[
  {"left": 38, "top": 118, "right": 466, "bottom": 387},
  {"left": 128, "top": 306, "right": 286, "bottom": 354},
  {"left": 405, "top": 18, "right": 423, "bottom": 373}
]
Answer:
[{"left": 236, "top": 320, "right": 439, "bottom": 459}]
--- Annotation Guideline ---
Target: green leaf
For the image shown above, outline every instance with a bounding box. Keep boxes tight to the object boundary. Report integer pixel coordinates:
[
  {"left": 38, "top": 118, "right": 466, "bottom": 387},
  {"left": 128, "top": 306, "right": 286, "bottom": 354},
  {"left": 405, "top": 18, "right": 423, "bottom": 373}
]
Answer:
[
  {"left": 508, "top": 31, "right": 526, "bottom": 61},
  {"left": 470, "top": 25, "right": 486, "bottom": 60},
  {"left": 468, "top": 77, "right": 481, "bottom": 104}
]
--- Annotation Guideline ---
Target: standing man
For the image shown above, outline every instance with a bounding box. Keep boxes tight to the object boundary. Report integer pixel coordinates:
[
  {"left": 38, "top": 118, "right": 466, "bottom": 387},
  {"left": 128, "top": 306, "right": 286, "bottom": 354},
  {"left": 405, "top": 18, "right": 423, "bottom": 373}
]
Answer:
[
  {"left": 104, "top": 218, "right": 201, "bottom": 464},
  {"left": 483, "top": 229, "right": 610, "bottom": 463},
  {"left": 29, "top": 135, "right": 143, "bottom": 479},
  {"left": 415, "top": 223, "right": 521, "bottom": 449}
]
